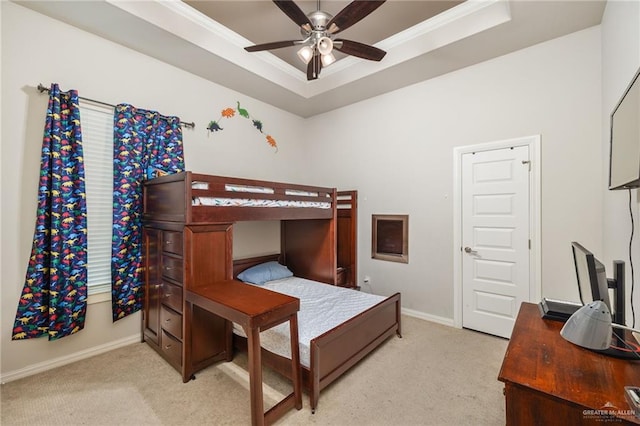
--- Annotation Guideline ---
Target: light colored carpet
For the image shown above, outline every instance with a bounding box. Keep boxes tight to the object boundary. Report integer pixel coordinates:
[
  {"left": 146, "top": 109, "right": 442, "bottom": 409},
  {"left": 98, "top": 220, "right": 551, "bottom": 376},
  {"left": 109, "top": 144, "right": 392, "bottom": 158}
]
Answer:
[{"left": 1, "top": 316, "right": 508, "bottom": 425}]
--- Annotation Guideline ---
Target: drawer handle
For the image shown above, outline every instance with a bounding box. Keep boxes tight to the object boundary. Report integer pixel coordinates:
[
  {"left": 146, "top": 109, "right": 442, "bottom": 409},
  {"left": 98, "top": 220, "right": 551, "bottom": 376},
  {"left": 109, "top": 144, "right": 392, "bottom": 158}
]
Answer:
[
  {"left": 165, "top": 241, "right": 172, "bottom": 244},
  {"left": 165, "top": 318, "right": 171, "bottom": 323},
  {"left": 164, "top": 266, "right": 173, "bottom": 271},
  {"left": 164, "top": 294, "right": 172, "bottom": 298},
  {"left": 165, "top": 344, "right": 172, "bottom": 349}
]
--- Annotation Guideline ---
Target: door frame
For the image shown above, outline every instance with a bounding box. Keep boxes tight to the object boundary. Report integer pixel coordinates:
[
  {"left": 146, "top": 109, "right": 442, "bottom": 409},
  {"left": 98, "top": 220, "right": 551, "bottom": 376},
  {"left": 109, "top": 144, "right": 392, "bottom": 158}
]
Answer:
[{"left": 452, "top": 135, "right": 541, "bottom": 330}]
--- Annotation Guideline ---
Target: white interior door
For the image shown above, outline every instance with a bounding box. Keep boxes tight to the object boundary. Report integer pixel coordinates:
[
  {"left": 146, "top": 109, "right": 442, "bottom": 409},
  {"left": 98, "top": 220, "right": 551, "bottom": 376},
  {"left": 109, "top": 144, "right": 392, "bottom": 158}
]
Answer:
[{"left": 461, "top": 146, "right": 530, "bottom": 338}]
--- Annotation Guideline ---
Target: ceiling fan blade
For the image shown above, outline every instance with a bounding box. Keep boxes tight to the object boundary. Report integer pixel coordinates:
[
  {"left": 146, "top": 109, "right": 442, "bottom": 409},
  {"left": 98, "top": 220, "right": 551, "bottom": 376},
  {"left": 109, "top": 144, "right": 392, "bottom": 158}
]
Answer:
[
  {"left": 273, "top": 0, "right": 312, "bottom": 32},
  {"left": 244, "top": 40, "right": 299, "bottom": 52},
  {"left": 327, "top": 1, "right": 386, "bottom": 35},
  {"left": 334, "top": 39, "right": 386, "bottom": 61},
  {"left": 307, "top": 54, "right": 322, "bottom": 81}
]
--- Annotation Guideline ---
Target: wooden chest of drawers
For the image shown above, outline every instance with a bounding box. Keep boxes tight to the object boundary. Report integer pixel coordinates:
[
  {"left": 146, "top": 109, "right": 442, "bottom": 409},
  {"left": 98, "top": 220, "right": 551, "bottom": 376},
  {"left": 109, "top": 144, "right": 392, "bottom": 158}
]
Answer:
[
  {"left": 499, "top": 303, "right": 640, "bottom": 425},
  {"left": 142, "top": 222, "right": 232, "bottom": 376}
]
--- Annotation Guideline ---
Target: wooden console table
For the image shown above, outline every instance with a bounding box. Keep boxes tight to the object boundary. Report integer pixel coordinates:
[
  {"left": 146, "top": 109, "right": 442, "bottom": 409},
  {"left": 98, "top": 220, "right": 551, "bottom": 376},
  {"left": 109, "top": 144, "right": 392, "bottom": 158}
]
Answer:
[
  {"left": 184, "top": 280, "right": 302, "bottom": 426},
  {"left": 498, "top": 302, "right": 640, "bottom": 425}
]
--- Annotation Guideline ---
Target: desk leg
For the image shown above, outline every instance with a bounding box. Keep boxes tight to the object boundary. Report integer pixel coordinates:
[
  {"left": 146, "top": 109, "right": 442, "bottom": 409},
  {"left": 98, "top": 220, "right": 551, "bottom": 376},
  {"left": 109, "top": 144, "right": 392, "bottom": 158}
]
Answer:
[
  {"left": 246, "top": 326, "right": 264, "bottom": 426},
  {"left": 289, "top": 314, "right": 302, "bottom": 410},
  {"left": 225, "top": 320, "right": 233, "bottom": 362}
]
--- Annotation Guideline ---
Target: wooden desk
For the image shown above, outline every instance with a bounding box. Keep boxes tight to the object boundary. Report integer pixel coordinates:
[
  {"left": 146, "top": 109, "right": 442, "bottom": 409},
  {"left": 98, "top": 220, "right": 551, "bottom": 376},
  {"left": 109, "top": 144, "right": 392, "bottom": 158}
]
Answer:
[
  {"left": 184, "top": 280, "right": 302, "bottom": 426},
  {"left": 498, "top": 302, "right": 640, "bottom": 425}
]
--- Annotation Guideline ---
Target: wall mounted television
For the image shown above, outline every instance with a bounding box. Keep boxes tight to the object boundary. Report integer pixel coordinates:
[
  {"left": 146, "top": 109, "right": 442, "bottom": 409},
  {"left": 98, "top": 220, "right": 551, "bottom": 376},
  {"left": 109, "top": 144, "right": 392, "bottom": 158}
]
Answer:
[{"left": 609, "top": 65, "right": 640, "bottom": 190}]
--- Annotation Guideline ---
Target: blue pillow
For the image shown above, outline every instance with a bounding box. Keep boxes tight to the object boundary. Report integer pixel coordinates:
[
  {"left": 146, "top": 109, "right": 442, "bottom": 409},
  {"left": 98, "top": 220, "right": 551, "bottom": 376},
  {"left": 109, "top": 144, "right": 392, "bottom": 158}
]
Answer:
[{"left": 237, "top": 261, "right": 293, "bottom": 285}]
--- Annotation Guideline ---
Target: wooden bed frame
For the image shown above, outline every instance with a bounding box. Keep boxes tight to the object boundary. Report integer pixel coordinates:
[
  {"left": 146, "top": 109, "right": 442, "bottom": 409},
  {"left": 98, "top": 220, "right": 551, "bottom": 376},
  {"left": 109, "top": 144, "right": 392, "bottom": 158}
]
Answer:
[
  {"left": 142, "top": 171, "right": 401, "bottom": 412},
  {"left": 144, "top": 171, "right": 335, "bottom": 223},
  {"left": 232, "top": 254, "right": 402, "bottom": 412},
  {"left": 144, "top": 171, "right": 338, "bottom": 284},
  {"left": 337, "top": 190, "right": 357, "bottom": 288}
]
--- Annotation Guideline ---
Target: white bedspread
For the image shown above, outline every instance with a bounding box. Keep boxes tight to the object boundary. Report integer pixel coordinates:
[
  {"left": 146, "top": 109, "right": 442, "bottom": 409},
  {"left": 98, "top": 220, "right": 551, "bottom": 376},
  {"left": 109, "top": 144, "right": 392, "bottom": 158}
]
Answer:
[
  {"left": 194, "top": 197, "right": 331, "bottom": 209},
  {"left": 191, "top": 182, "right": 331, "bottom": 209},
  {"left": 233, "top": 276, "right": 385, "bottom": 368}
]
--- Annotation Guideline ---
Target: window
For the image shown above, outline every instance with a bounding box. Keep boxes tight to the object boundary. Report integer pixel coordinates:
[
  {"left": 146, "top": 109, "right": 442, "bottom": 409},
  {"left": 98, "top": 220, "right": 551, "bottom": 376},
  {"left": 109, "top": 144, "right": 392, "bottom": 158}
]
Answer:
[{"left": 79, "top": 101, "right": 114, "bottom": 295}]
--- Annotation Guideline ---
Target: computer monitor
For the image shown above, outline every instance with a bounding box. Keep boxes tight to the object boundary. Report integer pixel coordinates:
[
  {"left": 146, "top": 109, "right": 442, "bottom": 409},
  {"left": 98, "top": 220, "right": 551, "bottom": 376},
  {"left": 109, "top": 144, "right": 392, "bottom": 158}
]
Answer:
[
  {"left": 571, "top": 241, "right": 627, "bottom": 327},
  {"left": 571, "top": 242, "right": 612, "bottom": 312},
  {"left": 570, "top": 242, "right": 637, "bottom": 359}
]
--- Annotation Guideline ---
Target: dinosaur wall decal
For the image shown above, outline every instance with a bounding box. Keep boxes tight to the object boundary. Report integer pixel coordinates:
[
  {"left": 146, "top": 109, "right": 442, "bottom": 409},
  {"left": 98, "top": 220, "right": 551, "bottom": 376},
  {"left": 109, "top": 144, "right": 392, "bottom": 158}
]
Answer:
[{"left": 208, "top": 101, "right": 278, "bottom": 151}]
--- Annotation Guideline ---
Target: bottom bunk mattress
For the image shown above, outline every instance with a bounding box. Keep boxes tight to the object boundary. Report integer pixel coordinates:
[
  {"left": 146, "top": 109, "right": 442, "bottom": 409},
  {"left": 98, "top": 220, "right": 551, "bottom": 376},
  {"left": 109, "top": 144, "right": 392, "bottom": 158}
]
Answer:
[{"left": 233, "top": 276, "right": 386, "bottom": 368}]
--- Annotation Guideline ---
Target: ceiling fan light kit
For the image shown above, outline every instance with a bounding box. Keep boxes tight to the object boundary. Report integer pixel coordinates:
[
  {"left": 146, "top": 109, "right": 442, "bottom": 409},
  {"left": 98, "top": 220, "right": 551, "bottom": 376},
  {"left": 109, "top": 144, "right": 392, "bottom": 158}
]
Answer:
[
  {"left": 244, "top": 0, "right": 387, "bottom": 80},
  {"left": 317, "top": 36, "right": 333, "bottom": 55},
  {"left": 296, "top": 45, "right": 314, "bottom": 64},
  {"left": 321, "top": 52, "right": 336, "bottom": 67},
  {"left": 297, "top": 33, "right": 334, "bottom": 67}
]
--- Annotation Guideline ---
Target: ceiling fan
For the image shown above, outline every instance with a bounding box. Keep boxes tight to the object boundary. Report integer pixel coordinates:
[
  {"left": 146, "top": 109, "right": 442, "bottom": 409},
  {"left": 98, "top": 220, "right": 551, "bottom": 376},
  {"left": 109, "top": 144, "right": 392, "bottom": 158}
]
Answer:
[{"left": 244, "top": 0, "right": 387, "bottom": 80}]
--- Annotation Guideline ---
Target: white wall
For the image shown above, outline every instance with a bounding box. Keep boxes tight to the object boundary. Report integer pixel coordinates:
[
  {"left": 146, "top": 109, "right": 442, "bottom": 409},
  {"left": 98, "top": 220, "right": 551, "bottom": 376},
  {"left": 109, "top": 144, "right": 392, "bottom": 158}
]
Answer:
[
  {"left": 3, "top": 0, "right": 632, "bottom": 381},
  {"left": 601, "top": 0, "right": 640, "bottom": 327},
  {"left": 304, "top": 27, "right": 603, "bottom": 321},
  {"left": 1, "top": 2, "right": 304, "bottom": 380}
]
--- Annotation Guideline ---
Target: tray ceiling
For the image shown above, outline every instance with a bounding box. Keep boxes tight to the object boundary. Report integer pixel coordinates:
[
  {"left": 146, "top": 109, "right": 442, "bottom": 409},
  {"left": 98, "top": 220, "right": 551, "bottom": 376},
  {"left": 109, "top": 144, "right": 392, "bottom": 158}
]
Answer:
[{"left": 14, "top": 0, "right": 606, "bottom": 117}]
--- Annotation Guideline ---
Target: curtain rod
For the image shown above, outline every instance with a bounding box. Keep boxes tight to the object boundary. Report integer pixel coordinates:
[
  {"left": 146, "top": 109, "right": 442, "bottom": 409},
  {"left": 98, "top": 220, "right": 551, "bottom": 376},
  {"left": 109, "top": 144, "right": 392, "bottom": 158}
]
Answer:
[{"left": 36, "top": 83, "right": 195, "bottom": 129}]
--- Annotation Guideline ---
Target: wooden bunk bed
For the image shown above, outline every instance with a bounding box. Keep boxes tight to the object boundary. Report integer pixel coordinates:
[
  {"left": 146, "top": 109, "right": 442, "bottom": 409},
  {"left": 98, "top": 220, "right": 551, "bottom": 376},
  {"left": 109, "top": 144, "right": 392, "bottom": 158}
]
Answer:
[{"left": 142, "top": 171, "right": 401, "bottom": 412}]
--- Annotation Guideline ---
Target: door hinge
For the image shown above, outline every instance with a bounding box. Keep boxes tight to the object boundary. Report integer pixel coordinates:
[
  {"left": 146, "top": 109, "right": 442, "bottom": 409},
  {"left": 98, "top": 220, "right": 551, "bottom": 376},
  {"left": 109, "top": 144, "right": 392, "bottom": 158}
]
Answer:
[
  {"left": 529, "top": 239, "right": 531, "bottom": 249},
  {"left": 522, "top": 160, "right": 531, "bottom": 171}
]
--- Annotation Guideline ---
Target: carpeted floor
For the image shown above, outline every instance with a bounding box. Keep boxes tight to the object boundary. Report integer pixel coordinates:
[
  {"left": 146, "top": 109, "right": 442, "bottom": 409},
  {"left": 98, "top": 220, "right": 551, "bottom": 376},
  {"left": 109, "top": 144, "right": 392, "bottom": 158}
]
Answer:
[{"left": 1, "top": 315, "right": 508, "bottom": 425}]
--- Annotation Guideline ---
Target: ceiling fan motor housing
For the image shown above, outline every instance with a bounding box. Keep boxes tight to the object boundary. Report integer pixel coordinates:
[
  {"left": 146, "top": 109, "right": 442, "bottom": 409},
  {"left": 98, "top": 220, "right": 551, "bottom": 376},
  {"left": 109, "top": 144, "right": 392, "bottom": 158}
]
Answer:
[{"left": 301, "top": 10, "right": 333, "bottom": 40}]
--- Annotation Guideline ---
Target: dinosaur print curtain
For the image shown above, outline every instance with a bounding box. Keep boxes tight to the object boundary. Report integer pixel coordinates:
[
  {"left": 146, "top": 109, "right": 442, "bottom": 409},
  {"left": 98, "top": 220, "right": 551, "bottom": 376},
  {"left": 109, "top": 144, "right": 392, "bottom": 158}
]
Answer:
[
  {"left": 12, "top": 84, "right": 88, "bottom": 341},
  {"left": 111, "top": 104, "right": 185, "bottom": 321}
]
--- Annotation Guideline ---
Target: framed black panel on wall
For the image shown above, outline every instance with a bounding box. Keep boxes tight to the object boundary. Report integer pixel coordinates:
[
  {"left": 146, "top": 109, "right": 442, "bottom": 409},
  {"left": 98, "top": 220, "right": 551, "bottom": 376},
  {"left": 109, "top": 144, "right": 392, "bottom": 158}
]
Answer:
[{"left": 371, "top": 214, "right": 408, "bottom": 263}]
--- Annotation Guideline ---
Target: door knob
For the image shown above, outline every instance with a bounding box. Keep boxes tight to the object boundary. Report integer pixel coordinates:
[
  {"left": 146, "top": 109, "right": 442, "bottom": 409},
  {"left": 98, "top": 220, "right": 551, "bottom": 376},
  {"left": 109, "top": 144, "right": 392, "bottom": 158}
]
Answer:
[{"left": 464, "top": 246, "right": 477, "bottom": 254}]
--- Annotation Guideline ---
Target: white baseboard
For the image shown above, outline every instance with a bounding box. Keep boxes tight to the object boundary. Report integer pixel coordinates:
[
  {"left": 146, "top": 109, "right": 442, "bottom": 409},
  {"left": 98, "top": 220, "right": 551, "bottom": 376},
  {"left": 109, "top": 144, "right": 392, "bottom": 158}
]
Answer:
[
  {"left": 401, "top": 307, "right": 456, "bottom": 328},
  {"left": 0, "top": 334, "right": 141, "bottom": 384}
]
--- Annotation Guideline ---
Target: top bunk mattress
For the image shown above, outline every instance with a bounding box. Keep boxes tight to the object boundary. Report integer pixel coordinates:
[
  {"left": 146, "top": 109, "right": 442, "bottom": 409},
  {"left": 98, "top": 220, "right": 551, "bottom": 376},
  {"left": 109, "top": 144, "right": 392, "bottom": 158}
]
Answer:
[{"left": 233, "top": 276, "right": 385, "bottom": 368}]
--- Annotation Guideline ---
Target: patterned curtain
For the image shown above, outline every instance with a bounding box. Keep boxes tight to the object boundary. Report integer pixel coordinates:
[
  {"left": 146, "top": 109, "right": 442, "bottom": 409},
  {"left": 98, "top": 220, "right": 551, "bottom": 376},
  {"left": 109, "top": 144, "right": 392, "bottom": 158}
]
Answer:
[
  {"left": 111, "top": 104, "right": 185, "bottom": 321},
  {"left": 12, "top": 84, "right": 88, "bottom": 341}
]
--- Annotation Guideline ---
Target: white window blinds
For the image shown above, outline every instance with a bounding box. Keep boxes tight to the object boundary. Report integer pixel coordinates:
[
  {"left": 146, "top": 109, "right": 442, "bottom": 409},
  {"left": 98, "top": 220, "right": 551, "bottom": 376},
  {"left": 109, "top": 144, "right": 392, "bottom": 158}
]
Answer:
[{"left": 79, "top": 101, "right": 114, "bottom": 295}]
